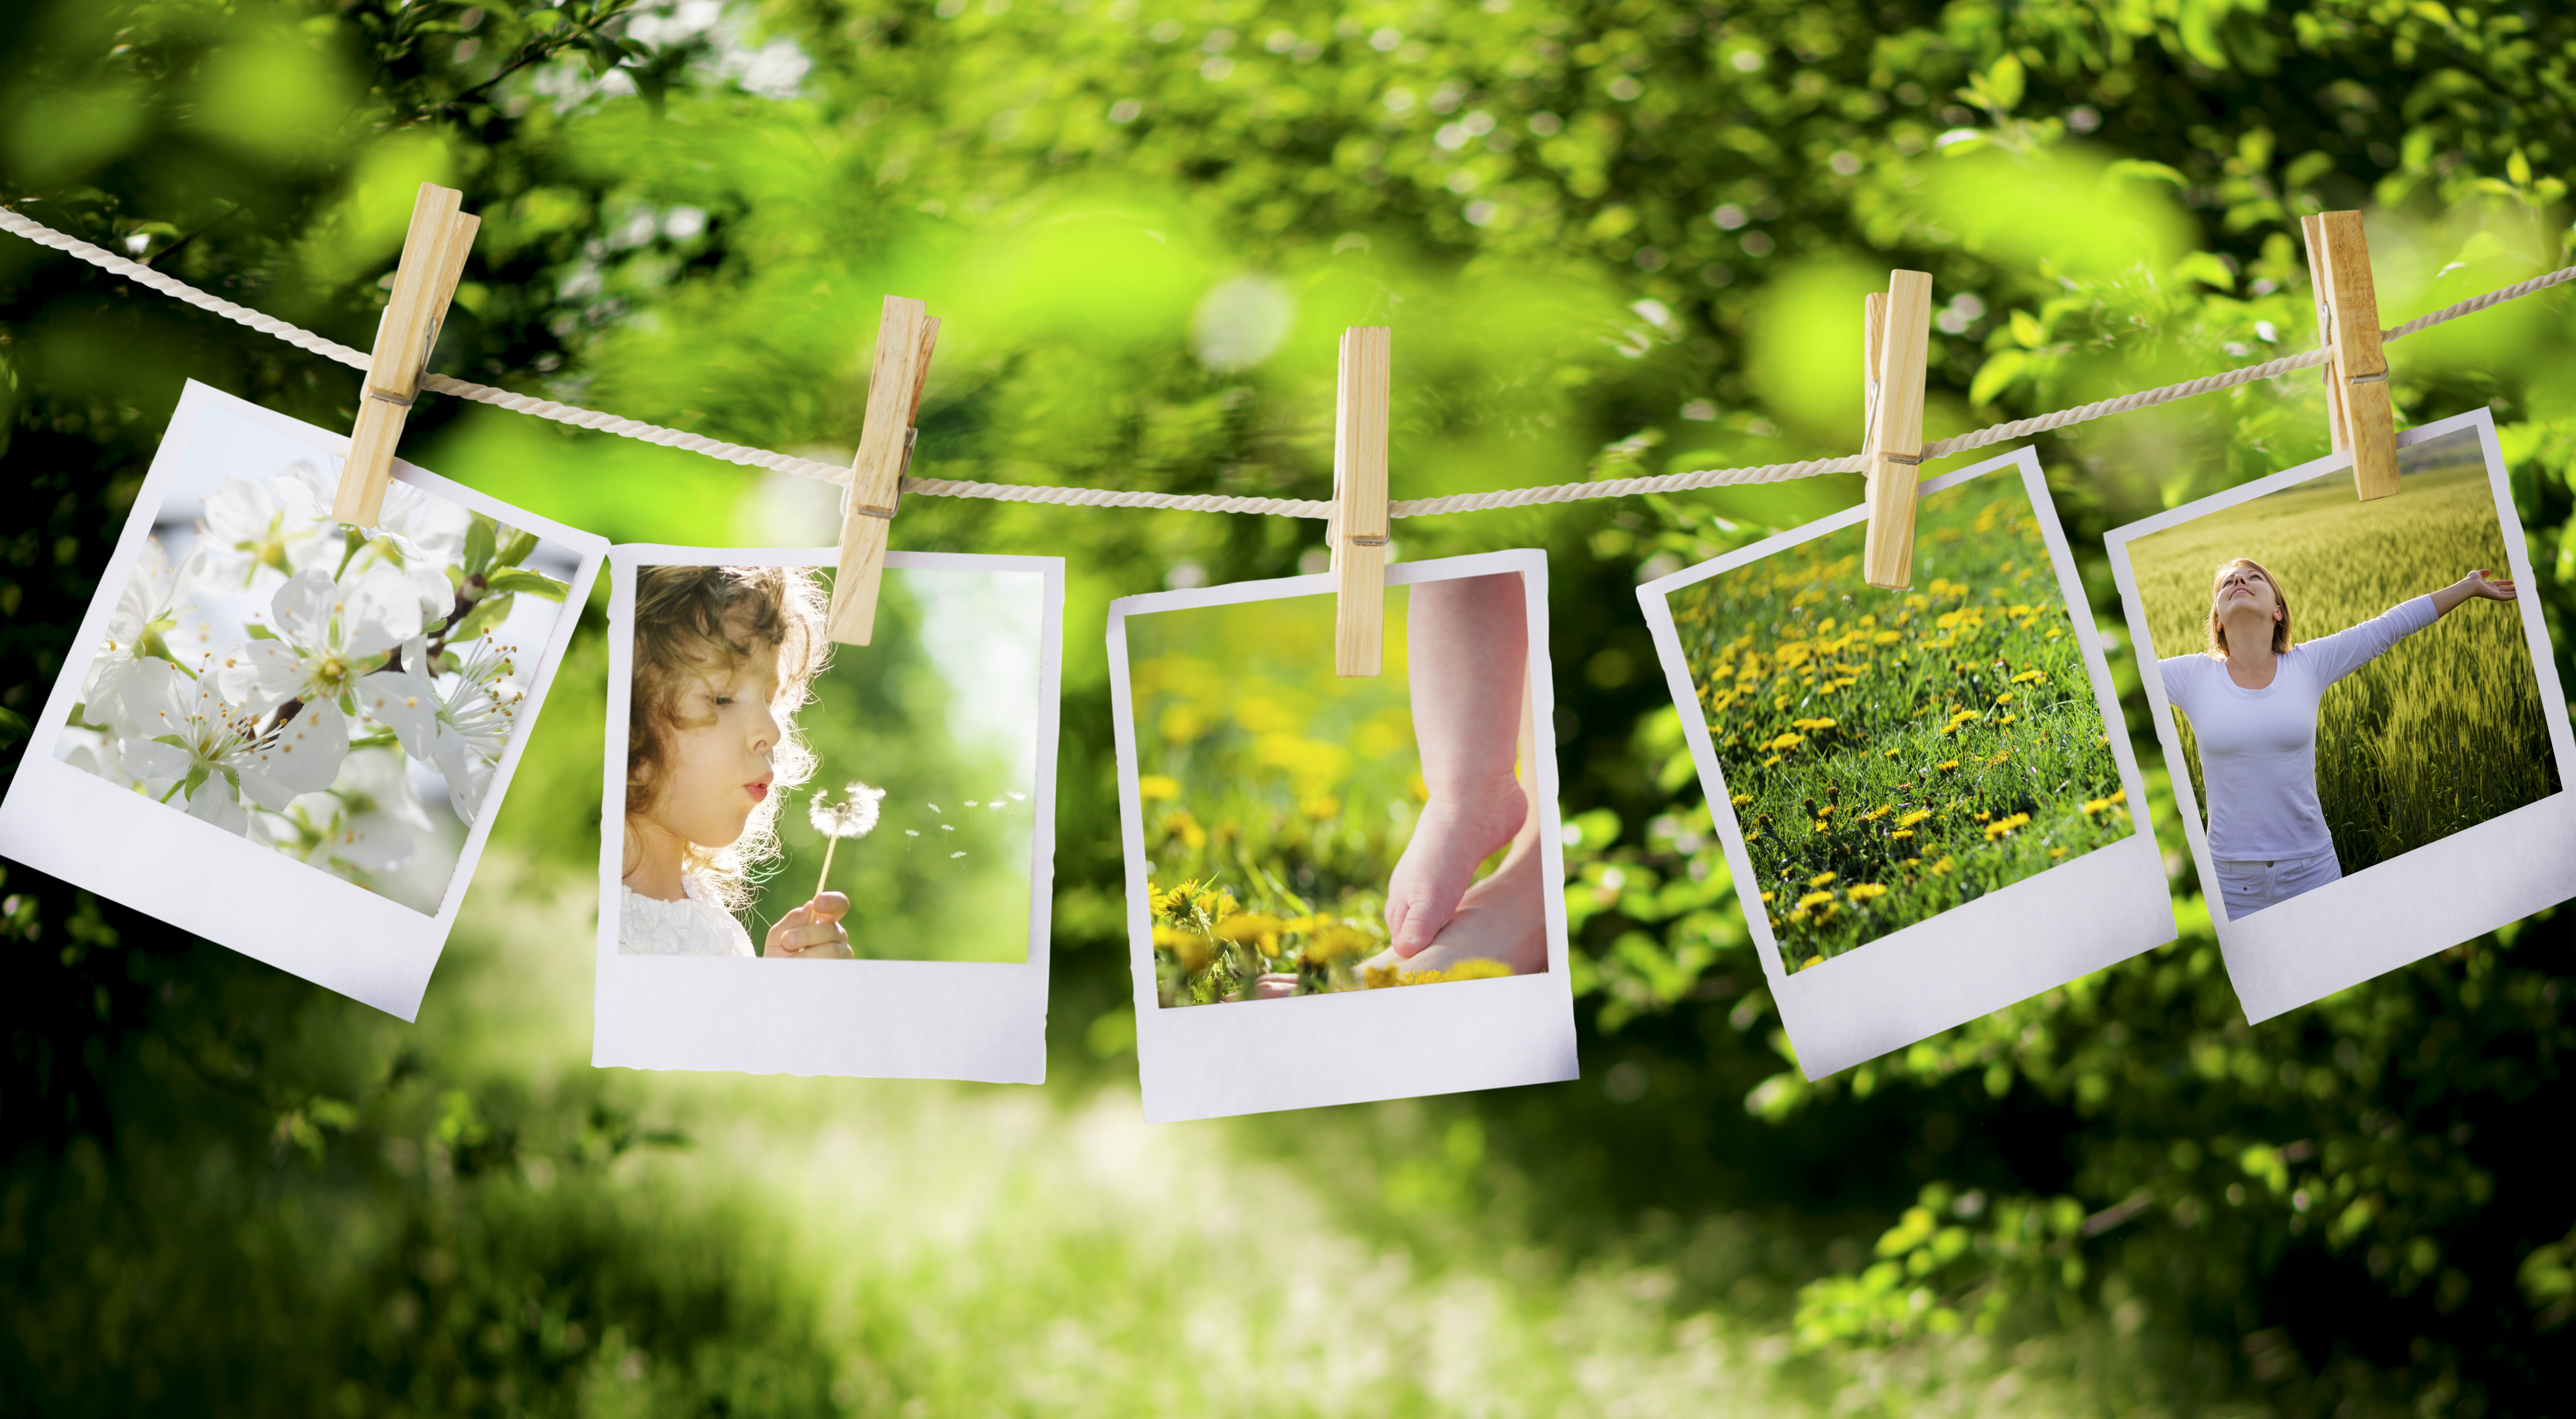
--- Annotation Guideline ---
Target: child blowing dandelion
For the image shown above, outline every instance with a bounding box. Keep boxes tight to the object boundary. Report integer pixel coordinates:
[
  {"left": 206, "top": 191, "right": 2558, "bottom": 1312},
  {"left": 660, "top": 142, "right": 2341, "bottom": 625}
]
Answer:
[{"left": 619, "top": 566, "right": 853, "bottom": 959}]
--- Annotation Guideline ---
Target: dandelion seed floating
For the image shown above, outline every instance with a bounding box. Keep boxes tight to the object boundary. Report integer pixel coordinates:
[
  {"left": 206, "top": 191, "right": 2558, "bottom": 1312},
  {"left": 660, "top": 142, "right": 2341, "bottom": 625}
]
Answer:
[{"left": 808, "top": 781, "right": 888, "bottom": 899}]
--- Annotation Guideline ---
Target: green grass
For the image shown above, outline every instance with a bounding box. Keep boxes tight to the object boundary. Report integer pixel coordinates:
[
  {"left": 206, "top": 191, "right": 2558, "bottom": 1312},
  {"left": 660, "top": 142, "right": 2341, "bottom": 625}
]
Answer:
[
  {"left": 1666, "top": 472, "right": 2134, "bottom": 973},
  {"left": 2123, "top": 429, "right": 2561, "bottom": 874}
]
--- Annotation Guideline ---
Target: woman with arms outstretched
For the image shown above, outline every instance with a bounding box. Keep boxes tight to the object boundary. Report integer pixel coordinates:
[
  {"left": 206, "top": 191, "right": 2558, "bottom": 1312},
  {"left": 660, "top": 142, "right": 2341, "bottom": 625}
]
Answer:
[{"left": 2160, "top": 558, "right": 2517, "bottom": 920}]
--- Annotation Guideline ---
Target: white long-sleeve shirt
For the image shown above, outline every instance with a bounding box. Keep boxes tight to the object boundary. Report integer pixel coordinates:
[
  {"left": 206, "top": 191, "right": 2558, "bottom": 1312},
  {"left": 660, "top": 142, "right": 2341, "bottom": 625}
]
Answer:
[{"left": 2159, "top": 595, "right": 2439, "bottom": 861}]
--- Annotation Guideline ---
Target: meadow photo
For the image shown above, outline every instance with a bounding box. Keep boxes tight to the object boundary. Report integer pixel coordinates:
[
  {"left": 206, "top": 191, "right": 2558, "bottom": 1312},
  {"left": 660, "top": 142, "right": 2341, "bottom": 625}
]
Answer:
[
  {"left": 0, "top": 383, "right": 604, "bottom": 1017},
  {"left": 593, "top": 547, "right": 1061, "bottom": 1082},
  {"left": 1641, "top": 449, "right": 2173, "bottom": 1078},
  {"left": 1110, "top": 550, "right": 1578, "bottom": 1121},
  {"left": 2107, "top": 409, "right": 2576, "bottom": 1021}
]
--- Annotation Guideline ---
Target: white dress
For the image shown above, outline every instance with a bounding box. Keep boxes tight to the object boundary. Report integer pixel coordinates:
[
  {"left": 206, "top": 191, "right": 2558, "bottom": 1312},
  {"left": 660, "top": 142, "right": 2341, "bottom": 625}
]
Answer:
[{"left": 619, "top": 872, "right": 756, "bottom": 956}]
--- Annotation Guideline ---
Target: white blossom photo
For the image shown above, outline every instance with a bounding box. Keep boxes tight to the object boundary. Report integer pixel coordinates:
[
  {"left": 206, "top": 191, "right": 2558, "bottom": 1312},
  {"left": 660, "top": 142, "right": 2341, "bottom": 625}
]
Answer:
[
  {"left": 0, "top": 383, "right": 605, "bottom": 1018},
  {"left": 54, "top": 410, "right": 573, "bottom": 910}
]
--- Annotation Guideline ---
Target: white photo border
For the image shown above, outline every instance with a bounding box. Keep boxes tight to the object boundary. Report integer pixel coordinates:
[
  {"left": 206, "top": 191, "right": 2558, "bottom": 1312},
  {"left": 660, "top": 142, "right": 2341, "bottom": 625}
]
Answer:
[
  {"left": 592, "top": 544, "right": 1062, "bottom": 1083},
  {"left": 1637, "top": 447, "right": 2174, "bottom": 1079},
  {"left": 1108, "top": 547, "right": 1580, "bottom": 1123},
  {"left": 0, "top": 379, "right": 607, "bottom": 1020},
  {"left": 2103, "top": 408, "right": 2576, "bottom": 1024}
]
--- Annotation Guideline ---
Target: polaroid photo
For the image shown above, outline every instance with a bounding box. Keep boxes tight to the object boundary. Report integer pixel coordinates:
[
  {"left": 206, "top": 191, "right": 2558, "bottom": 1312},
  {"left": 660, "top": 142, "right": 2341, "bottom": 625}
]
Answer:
[
  {"left": 1108, "top": 548, "right": 1578, "bottom": 1123},
  {"left": 1638, "top": 447, "right": 2174, "bottom": 1079},
  {"left": 2105, "top": 408, "right": 2574, "bottom": 1023},
  {"left": 0, "top": 380, "right": 605, "bottom": 1019},
  {"left": 593, "top": 545, "right": 1063, "bottom": 1082}
]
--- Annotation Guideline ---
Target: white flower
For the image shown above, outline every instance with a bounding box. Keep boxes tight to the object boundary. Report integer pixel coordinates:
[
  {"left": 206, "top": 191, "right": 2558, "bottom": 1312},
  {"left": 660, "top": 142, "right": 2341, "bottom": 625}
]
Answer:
[
  {"left": 351, "top": 636, "right": 523, "bottom": 824},
  {"left": 809, "top": 781, "right": 887, "bottom": 839},
  {"left": 221, "top": 567, "right": 425, "bottom": 713},
  {"left": 310, "top": 746, "right": 434, "bottom": 874},
  {"left": 201, "top": 470, "right": 333, "bottom": 587},
  {"left": 81, "top": 539, "right": 207, "bottom": 736},
  {"left": 118, "top": 658, "right": 254, "bottom": 832},
  {"left": 55, "top": 725, "right": 136, "bottom": 787}
]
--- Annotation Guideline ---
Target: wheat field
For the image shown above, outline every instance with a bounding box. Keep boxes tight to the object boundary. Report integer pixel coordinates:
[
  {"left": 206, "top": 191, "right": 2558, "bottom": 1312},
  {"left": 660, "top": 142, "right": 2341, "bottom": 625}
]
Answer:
[
  {"left": 1666, "top": 470, "right": 2134, "bottom": 974},
  {"left": 2122, "top": 428, "right": 2562, "bottom": 875}
]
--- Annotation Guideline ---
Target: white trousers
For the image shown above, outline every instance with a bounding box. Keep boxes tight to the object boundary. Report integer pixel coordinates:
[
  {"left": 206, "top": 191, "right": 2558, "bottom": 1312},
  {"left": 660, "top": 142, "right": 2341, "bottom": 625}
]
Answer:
[{"left": 2211, "top": 848, "right": 2343, "bottom": 922}]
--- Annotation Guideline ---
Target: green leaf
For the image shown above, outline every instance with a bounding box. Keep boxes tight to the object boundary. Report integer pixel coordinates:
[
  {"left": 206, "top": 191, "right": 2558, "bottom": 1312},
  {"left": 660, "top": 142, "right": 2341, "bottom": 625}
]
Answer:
[
  {"left": 243, "top": 623, "right": 279, "bottom": 641},
  {"left": 0, "top": 704, "right": 27, "bottom": 750},
  {"left": 482, "top": 567, "right": 568, "bottom": 601},
  {"left": 2173, "top": 250, "right": 2236, "bottom": 292},
  {"left": 447, "top": 592, "right": 517, "bottom": 644},
  {"left": 1968, "top": 349, "right": 2030, "bottom": 406},
  {"left": 463, "top": 514, "right": 497, "bottom": 578},
  {"left": 2104, "top": 159, "right": 2189, "bottom": 187},
  {"left": 2009, "top": 310, "right": 2045, "bottom": 348},
  {"left": 1982, "top": 54, "right": 2025, "bottom": 114},
  {"left": 493, "top": 528, "right": 540, "bottom": 569}
]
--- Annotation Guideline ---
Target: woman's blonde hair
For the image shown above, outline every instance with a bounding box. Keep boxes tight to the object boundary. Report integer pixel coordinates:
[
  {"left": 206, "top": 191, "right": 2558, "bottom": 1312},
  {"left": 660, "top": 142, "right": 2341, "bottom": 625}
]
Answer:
[
  {"left": 2204, "top": 557, "right": 2294, "bottom": 658},
  {"left": 626, "top": 565, "right": 831, "bottom": 909}
]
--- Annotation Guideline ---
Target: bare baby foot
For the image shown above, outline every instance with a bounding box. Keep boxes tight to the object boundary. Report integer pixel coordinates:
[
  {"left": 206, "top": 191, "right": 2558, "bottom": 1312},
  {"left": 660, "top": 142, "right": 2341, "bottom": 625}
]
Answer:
[
  {"left": 1364, "top": 830, "right": 1549, "bottom": 981},
  {"left": 1385, "top": 773, "right": 1529, "bottom": 957}
]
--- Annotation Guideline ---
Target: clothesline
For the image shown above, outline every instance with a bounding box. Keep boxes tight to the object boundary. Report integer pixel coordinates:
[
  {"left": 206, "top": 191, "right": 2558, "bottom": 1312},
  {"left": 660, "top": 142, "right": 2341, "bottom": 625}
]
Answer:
[{"left": 7, "top": 205, "right": 2572, "bottom": 520}]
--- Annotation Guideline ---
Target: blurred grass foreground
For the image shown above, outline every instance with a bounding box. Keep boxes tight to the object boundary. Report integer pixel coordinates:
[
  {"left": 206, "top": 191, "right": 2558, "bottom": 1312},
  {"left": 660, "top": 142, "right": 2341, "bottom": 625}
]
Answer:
[{"left": 8, "top": 0, "right": 2576, "bottom": 1413}]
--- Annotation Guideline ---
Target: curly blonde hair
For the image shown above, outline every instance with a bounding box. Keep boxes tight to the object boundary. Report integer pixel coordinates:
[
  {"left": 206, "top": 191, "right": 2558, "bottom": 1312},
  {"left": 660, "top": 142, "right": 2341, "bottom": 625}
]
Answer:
[
  {"left": 626, "top": 565, "right": 831, "bottom": 909},
  {"left": 2204, "top": 557, "right": 2295, "bottom": 659}
]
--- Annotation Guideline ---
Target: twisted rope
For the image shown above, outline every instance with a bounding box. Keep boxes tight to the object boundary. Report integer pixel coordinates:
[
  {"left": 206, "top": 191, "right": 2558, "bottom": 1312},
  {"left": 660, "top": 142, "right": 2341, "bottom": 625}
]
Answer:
[{"left": 8, "top": 205, "right": 2568, "bottom": 522}]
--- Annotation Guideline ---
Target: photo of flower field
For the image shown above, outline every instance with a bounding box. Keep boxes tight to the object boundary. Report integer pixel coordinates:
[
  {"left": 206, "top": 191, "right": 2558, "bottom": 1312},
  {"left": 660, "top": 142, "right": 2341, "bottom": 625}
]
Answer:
[
  {"left": 1665, "top": 471, "right": 2133, "bottom": 973},
  {"left": 2123, "top": 427, "right": 2562, "bottom": 874},
  {"left": 1127, "top": 586, "right": 1521, "bottom": 1004}
]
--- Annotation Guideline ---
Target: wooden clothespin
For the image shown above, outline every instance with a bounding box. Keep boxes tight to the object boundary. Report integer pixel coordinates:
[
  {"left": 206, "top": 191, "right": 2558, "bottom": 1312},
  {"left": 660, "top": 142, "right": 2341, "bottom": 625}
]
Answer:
[
  {"left": 1330, "top": 326, "right": 1392, "bottom": 678},
  {"left": 1861, "top": 270, "right": 1933, "bottom": 589},
  {"left": 2301, "top": 211, "right": 2400, "bottom": 500},
  {"left": 333, "top": 182, "right": 479, "bottom": 528},
  {"left": 826, "top": 295, "right": 941, "bottom": 645}
]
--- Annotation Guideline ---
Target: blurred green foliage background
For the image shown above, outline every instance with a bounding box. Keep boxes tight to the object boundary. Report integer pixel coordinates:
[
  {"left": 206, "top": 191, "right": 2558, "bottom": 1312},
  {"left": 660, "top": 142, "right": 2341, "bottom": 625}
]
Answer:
[{"left": 5, "top": 0, "right": 2575, "bottom": 1413}]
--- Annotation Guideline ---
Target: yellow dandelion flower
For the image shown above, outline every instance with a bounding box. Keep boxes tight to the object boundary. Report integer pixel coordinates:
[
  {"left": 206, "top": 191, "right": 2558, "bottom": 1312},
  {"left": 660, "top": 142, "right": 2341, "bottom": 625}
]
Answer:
[
  {"left": 1873, "top": 631, "right": 1902, "bottom": 645},
  {"left": 1929, "top": 856, "right": 1956, "bottom": 875},
  {"left": 1988, "top": 749, "right": 2011, "bottom": 764},
  {"left": 1862, "top": 804, "right": 1894, "bottom": 822},
  {"left": 1302, "top": 925, "right": 1372, "bottom": 965},
  {"left": 1799, "top": 956, "right": 1825, "bottom": 971},
  {"left": 2011, "top": 670, "right": 2045, "bottom": 684},
  {"left": 1138, "top": 774, "right": 1181, "bottom": 801},
  {"left": 1994, "top": 692, "right": 2014, "bottom": 706},
  {"left": 1885, "top": 748, "right": 1901, "bottom": 759},
  {"left": 1897, "top": 809, "right": 1934, "bottom": 828},
  {"left": 1982, "top": 813, "right": 2032, "bottom": 841},
  {"left": 1766, "top": 732, "right": 1806, "bottom": 751},
  {"left": 1761, "top": 755, "right": 1782, "bottom": 768},
  {"left": 1795, "top": 891, "right": 1834, "bottom": 909},
  {"left": 1808, "top": 872, "right": 1836, "bottom": 888},
  {"left": 1791, "top": 717, "right": 1837, "bottom": 731},
  {"left": 1974, "top": 811, "right": 1991, "bottom": 822},
  {"left": 1216, "top": 913, "right": 1287, "bottom": 943},
  {"left": 1731, "top": 793, "right": 1753, "bottom": 805},
  {"left": 2108, "top": 789, "right": 2126, "bottom": 804},
  {"left": 1361, "top": 963, "right": 1401, "bottom": 989},
  {"left": 2049, "top": 847, "right": 2068, "bottom": 859},
  {"left": 1758, "top": 891, "right": 1775, "bottom": 904},
  {"left": 1936, "top": 759, "right": 1960, "bottom": 772},
  {"left": 1153, "top": 925, "right": 1215, "bottom": 974},
  {"left": 1845, "top": 882, "right": 1889, "bottom": 903},
  {"left": 1999, "top": 715, "right": 2017, "bottom": 726},
  {"left": 1391, "top": 959, "right": 1514, "bottom": 986},
  {"left": 1889, "top": 830, "right": 1914, "bottom": 841}
]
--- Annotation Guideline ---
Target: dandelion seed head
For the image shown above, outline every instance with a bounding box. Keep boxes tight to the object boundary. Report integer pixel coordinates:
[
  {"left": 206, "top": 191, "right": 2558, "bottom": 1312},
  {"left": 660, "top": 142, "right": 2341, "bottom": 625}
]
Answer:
[
  {"left": 950, "top": 851, "right": 966, "bottom": 858},
  {"left": 809, "top": 782, "right": 888, "bottom": 838}
]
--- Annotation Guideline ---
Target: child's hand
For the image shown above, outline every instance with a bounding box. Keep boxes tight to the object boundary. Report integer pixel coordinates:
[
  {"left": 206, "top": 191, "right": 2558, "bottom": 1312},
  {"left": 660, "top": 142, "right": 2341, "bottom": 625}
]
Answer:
[{"left": 765, "top": 893, "right": 852, "bottom": 959}]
